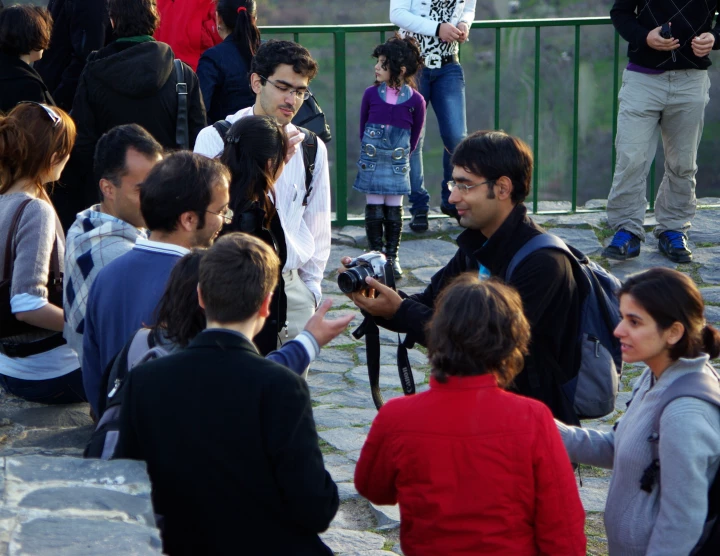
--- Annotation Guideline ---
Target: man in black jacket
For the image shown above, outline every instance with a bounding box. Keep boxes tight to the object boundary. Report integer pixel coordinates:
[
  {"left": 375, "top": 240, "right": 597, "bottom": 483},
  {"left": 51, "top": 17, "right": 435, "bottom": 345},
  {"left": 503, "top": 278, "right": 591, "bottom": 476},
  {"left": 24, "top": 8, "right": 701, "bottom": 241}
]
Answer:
[
  {"left": 602, "top": 0, "right": 720, "bottom": 264},
  {"left": 347, "top": 131, "right": 581, "bottom": 425},
  {"left": 34, "top": 0, "right": 112, "bottom": 111},
  {"left": 114, "top": 233, "right": 338, "bottom": 556},
  {"left": 56, "top": 0, "right": 206, "bottom": 231}
]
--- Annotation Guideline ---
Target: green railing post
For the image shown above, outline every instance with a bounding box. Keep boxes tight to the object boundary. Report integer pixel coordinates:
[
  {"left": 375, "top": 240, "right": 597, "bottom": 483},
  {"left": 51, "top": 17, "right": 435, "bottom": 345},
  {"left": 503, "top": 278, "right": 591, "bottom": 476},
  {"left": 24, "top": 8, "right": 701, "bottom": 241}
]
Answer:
[
  {"left": 533, "top": 26, "right": 541, "bottom": 214},
  {"left": 571, "top": 26, "right": 581, "bottom": 212},
  {"left": 293, "top": 32, "right": 300, "bottom": 43},
  {"left": 334, "top": 29, "right": 348, "bottom": 226},
  {"left": 611, "top": 31, "right": 620, "bottom": 174},
  {"left": 494, "top": 28, "right": 502, "bottom": 130}
]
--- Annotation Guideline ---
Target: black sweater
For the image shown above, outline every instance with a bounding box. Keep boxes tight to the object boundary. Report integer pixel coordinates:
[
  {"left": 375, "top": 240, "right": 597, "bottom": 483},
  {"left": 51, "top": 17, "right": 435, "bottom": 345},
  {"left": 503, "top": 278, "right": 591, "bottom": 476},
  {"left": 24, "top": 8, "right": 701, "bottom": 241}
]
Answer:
[
  {"left": 382, "top": 204, "right": 581, "bottom": 425},
  {"left": 611, "top": 0, "right": 720, "bottom": 70},
  {"left": 0, "top": 53, "right": 55, "bottom": 113}
]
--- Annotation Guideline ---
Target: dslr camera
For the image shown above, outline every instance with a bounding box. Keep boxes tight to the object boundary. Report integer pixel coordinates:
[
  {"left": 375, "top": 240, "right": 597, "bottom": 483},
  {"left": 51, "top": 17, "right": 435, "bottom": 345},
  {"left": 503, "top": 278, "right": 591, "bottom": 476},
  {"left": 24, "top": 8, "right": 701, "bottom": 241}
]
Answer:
[{"left": 338, "top": 251, "right": 395, "bottom": 294}]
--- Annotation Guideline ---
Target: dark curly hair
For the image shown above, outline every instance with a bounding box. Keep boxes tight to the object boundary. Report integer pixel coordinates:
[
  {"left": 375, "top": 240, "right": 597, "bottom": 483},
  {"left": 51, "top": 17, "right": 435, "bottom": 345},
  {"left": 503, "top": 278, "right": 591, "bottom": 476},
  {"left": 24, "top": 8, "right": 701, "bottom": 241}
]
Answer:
[
  {"left": 152, "top": 250, "right": 206, "bottom": 348},
  {"left": 619, "top": 267, "right": 720, "bottom": 361},
  {"left": 250, "top": 39, "right": 318, "bottom": 83},
  {"left": 108, "top": 0, "right": 159, "bottom": 38},
  {"left": 427, "top": 274, "right": 531, "bottom": 387},
  {"left": 372, "top": 34, "right": 423, "bottom": 89},
  {"left": 0, "top": 4, "right": 53, "bottom": 57}
]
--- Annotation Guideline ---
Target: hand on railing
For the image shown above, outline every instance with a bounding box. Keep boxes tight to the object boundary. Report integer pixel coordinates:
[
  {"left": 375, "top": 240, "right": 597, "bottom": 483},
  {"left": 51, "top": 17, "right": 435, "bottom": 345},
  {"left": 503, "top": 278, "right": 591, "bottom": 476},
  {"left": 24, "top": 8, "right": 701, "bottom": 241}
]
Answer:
[{"left": 646, "top": 25, "right": 679, "bottom": 51}]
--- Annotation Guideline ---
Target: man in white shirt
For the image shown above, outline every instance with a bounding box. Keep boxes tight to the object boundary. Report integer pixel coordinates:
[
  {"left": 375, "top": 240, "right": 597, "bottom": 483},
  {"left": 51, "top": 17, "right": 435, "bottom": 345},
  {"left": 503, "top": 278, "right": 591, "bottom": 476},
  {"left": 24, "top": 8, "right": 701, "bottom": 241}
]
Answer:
[{"left": 194, "top": 40, "right": 331, "bottom": 356}]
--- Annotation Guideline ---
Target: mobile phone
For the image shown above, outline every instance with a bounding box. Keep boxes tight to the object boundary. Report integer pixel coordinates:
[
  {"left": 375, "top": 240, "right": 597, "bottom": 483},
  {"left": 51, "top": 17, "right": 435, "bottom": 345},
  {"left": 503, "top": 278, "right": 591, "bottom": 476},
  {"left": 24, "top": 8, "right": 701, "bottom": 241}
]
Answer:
[{"left": 660, "top": 23, "right": 672, "bottom": 39}]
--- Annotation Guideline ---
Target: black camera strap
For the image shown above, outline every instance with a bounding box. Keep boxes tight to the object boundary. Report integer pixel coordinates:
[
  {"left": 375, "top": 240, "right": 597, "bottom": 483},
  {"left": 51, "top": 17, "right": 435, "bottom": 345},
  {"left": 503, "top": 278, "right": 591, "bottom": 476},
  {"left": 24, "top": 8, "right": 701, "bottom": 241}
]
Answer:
[{"left": 352, "top": 317, "right": 415, "bottom": 410}]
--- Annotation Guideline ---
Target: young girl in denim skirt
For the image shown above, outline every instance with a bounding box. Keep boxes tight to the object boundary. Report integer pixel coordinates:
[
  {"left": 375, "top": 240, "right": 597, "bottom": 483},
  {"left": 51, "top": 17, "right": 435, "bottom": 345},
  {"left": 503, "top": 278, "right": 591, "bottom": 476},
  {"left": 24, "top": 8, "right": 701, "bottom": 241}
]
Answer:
[{"left": 354, "top": 35, "right": 426, "bottom": 279}]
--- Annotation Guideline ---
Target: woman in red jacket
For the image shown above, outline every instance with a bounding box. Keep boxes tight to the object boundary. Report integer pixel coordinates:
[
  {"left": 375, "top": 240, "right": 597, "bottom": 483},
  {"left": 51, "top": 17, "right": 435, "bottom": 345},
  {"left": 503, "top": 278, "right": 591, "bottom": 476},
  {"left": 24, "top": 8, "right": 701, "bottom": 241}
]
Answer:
[{"left": 354, "top": 274, "right": 587, "bottom": 556}]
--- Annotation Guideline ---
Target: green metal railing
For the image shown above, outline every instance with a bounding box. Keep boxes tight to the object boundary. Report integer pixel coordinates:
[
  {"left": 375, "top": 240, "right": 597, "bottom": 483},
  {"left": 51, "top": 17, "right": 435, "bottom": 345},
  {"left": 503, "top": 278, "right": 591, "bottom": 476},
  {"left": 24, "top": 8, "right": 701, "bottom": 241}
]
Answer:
[{"left": 262, "top": 18, "right": 654, "bottom": 226}]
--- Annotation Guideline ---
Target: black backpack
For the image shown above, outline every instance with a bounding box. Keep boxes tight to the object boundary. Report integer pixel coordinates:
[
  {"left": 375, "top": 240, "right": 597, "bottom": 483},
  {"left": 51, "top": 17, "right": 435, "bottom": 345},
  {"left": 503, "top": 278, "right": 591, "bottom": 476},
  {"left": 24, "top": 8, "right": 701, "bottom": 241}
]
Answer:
[
  {"left": 84, "top": 329, "right": 169, "bottom": 459},
  {"left": 214, "top": 120, "right": 318, "bottom": 206},
  {"left": 639, "top": 370, "right": 720, "bottom": 555}
]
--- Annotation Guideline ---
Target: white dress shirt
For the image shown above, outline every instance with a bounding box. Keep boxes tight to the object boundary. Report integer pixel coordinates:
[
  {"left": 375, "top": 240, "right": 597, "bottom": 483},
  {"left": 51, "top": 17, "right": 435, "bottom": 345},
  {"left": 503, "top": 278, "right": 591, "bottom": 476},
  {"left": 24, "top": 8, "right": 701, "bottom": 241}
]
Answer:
[{"left": 194, "top": 106, "right": 331, "bottom": 304}]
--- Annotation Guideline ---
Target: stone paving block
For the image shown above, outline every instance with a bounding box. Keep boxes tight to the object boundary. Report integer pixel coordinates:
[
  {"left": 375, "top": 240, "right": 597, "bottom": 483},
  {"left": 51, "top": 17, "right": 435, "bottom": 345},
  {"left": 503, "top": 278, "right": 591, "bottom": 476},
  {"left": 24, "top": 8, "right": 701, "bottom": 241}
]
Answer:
[
  {"left": 705, "top": 305, "right": 720, "bottom": 325},
  {"left": 686, "top": 246, "right": 720, "bottom": 266},
  {"left": 339, "top": 226, "right": 369, "bottom": 248},
  {"left": 320, "top": 529, "right": 386, "bottom": 553},
  {"left": 700, "top": 286, "right": 720, "bottom": 304},
  {"left": 318, "top": 428, "right": 368, "bottom": 452},
  {"left": 337, "top": 482, "right": 361, "bottom": 501},
  {"left": 328, "top": 246, "right": 365, "bottom": 276},
  {"left": 355, "top": 345, "right": 428, "bottom": 367},
  {"left": 341, "top": 551, "right": 398, "bottom": 555},
  {"left": 314, "top": 387, "right": 401, "bottom": 409},
  {"left": 9, "top": 426, "right": 95, "bottom": 451},
  {"left": 307, "top": 372, "right": 348, "bottom": 393},
  {"left": 370, "top": 503, "right": 400, "bottom": 529},
  {"left": 690, "top": 211, "right": 720, "bottom": 244},
  {"left": 313, "top": 408, "right": 377, "bottom": 429},
  {"left": 346, "top": 450, "right": 362, "bottom": 463},
  {"left": 548, "top": 227, "right": 603, "bottom": 255},
  {"left": 605, "top": 251, "right": 678, "bottom": 281},
  {"left": 700, "top": 264, "right": 720, "bottom": 285},
  {"left": 615, "top": 391, "right": 633, "bottom": 412},
  {"left": 0, "top": 406, "right": 92, "bottom": 429},
  {"left": 348, "top": 366, "right": 426, "bottom": 388},
  {"left": 327, "top": 332, "right": 363, "bottom": 348},
  {"left": 577, "top": 477, "right": 610, "bottom": 512},
  {"left": 392, "top": 543, "right": 404, "bottom": 555},
  {"left": 18, "top": 487, "right": 154, "bottom": 525},
  {"left": 410, "top": 266, "right": 442, "bottom": 285},
  {"left": 5, "top": 456, "right": 150, "bottom": 486},
  {"left": 11, "top": 517, "right": 162, "bottom": 555},
  {"left": 311, "top": 349, "right": 356, "bottom": 373},
  {"left": 397, "top": 239, "right": 457, "bottom": 270}
]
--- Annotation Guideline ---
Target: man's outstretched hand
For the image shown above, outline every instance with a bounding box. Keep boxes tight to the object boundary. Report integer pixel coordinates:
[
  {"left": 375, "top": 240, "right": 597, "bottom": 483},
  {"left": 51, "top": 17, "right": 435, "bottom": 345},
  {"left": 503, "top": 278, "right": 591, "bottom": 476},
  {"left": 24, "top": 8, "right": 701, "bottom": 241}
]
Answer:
[{"left": 303, "top": 299, "right": 354, "bottom": 347}]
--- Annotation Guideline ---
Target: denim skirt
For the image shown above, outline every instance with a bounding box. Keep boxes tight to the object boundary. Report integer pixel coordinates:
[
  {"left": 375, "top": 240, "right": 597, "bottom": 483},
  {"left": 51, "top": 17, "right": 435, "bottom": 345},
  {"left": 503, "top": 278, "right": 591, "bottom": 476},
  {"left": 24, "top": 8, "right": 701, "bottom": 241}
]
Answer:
[{"left": 353, "top": 123, "right": 411, "bottom": 195}]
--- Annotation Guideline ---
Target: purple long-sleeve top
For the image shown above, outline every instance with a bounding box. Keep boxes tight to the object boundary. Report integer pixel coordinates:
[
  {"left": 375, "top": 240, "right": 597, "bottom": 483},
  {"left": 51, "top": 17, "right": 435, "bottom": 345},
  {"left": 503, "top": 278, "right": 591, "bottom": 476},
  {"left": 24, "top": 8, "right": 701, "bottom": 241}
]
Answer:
[{"left": 359, "top": 85, "right": 427, "bottom": 153}]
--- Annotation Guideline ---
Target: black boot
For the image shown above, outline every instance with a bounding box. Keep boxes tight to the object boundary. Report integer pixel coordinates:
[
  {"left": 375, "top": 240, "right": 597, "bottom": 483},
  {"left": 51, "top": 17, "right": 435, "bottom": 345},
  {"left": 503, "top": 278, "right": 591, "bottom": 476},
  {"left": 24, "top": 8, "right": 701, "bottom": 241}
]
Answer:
[
  {"left": 383, "top": 205, "right": 403, "bottom": 278},
  {"left": 365, "top": 204, "right": 385, "bottom": 252}
]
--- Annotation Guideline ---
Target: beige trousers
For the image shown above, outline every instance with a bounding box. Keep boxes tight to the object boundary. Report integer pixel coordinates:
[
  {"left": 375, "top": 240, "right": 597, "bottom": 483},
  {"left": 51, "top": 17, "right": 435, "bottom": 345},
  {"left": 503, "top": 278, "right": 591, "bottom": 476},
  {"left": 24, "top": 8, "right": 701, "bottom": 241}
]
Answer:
[
  {"left": 607, "top": 69, "right": 710, "bottom": 239},
  {"left": 280, "top": 269, "right": 316, "bottom": 379}
]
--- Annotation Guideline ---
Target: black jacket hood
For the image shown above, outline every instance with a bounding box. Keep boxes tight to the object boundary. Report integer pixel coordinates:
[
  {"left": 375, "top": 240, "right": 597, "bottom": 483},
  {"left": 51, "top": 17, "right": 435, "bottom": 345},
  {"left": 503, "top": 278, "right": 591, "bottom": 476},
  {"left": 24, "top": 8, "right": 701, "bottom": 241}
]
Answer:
[{"left": 84, "top": 40, "right": 174, "bottom": 98}]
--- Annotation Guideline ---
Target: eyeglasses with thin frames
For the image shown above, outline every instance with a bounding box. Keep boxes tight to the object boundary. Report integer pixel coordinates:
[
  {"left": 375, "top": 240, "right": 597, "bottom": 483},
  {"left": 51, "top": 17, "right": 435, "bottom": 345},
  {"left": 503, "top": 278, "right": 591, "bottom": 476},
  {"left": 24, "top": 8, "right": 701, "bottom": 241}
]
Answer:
[
  {"left": 206, "top": 207, "right": 234, "bottom": 224},
  {"left": 260, "top": 76, "right": 311, "bottom": 101},
  {"left": 18, "top": 101, "right": 61, "bottom": 127},
  {"left": 447, "top": 179, "right": 495, "bottom": 194}
]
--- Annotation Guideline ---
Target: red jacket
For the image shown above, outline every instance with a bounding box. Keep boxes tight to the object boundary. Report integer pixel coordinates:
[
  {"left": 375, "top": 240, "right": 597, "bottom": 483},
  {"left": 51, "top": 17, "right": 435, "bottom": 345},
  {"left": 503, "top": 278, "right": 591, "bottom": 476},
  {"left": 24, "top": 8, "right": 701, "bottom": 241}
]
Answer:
[
  {"left": 354, "top": 374, "right": 586, "bottom": 556},
  {"left": 154, "top": 0, "right": 221, "bottom": 70}
]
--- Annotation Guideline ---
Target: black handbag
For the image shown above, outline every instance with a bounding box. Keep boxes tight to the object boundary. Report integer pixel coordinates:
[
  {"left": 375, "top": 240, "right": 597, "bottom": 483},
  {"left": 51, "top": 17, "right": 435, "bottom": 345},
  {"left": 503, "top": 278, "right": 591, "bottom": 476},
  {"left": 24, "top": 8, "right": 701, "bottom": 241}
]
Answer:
[{"left": 292, "top": 90, "right": 332, "bottom": 143}]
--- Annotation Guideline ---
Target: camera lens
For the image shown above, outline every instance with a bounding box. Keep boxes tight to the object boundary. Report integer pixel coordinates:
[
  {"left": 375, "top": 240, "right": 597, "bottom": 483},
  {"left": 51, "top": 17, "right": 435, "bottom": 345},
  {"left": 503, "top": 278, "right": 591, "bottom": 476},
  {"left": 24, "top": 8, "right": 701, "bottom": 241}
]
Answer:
[{"left": 338, "top": 266, "right": 371, "bottom": 294}]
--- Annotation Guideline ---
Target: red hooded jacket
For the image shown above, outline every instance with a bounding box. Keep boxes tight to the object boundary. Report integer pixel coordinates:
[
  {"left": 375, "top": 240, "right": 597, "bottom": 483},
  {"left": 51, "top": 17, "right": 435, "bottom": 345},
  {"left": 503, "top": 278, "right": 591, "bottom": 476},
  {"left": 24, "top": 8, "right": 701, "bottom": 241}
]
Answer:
[
  {"left": 155, "top": 0, "right": 221, "bottom": 70},
  {"left": 354, "top": 374, "right": 587, "bottom": 555}
]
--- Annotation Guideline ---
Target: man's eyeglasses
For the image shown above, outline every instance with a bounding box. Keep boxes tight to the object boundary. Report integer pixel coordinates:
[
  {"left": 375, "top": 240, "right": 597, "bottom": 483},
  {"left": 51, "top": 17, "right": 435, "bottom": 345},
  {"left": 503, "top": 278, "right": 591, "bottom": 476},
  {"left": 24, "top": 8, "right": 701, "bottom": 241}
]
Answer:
[
  {"left": 18, "top": 101, "right": 61, "bottom": 127},
  {"left": 447, "top": 179, "right": 495, "bottom": 193},
  {"left": 207, "top": 207, "right": 234, "bottom": 224},
  {"left": 260, "top": 76, "right": 311, "bottom": 101}
]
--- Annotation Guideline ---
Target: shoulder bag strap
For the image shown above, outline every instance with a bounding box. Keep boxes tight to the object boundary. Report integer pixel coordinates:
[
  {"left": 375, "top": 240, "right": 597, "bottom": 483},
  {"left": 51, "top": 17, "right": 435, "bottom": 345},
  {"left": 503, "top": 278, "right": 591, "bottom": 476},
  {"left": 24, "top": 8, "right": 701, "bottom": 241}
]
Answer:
[
  {"left": 3, "top": 199, "right": 33, "bottom": 280},
  {"left": 297, "top": 126, "right": 318, "bottom": 205},
  {"left": 174, "top": 59, "right": 189, "bottom": 149}
]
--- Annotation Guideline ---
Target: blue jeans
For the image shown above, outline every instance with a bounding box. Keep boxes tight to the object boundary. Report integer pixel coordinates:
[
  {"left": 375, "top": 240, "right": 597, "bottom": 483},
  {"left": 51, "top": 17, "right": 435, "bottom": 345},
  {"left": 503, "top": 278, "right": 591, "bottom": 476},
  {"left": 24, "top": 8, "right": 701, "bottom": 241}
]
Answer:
[
  {"left": 0, "top": 368, "right": 87, "bottom": 404},
  {"left": 409, "top": 62, "right": 468, "bottom": 214}
]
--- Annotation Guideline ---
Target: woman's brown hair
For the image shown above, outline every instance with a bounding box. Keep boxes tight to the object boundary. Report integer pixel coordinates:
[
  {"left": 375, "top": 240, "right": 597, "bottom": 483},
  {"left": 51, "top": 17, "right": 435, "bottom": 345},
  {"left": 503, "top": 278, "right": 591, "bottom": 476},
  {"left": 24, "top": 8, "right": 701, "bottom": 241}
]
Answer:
[
  {"left": 619, "top": 267, "right": 720, "bottom": 360},
  {"left": 0, "top": 103, "right": 76, "bottom": 199},
  {"left": 426, "top": 274, "right": 531, "bottom": 387}
]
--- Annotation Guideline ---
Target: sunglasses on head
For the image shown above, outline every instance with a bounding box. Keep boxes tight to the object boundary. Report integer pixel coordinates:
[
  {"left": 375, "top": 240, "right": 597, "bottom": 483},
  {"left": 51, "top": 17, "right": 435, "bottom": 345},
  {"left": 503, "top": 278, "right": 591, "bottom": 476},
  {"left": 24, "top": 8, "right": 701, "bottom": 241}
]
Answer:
[{"left": 17, "top": 101, "right": 61, "bottom": 127}]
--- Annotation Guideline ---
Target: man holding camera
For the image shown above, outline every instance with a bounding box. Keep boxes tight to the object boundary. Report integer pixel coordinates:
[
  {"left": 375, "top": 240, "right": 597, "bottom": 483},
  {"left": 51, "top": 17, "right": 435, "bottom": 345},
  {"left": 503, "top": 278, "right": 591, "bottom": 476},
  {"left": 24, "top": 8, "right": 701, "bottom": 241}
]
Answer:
[
  {"left": 344, "top": 131, "right": 581, "bottom": 425},
  {"left": 602, "top": 0, "right": 720, "bottom": 264}
]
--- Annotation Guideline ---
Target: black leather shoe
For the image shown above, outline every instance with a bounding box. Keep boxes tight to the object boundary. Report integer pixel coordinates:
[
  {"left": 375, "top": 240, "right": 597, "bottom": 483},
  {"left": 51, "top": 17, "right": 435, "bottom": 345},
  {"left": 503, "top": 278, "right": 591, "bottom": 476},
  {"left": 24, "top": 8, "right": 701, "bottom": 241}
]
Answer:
[
  {"left": 409, "top": 210, "right": 429, "bottom": 232},
  {"left": 658, "top": 230, "right": 692, "bottom": 263}
]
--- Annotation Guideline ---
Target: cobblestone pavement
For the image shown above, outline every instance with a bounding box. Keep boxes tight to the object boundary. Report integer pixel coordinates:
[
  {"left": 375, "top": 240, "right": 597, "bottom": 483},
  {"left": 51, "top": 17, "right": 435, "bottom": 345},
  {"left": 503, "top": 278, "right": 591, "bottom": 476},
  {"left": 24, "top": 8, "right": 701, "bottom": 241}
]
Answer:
[
  {"left": 3, "top": 201, "right": 720, "bottom": 554},
  {"left": 314, "top": 201, "right": 720, "bottom": 555}
]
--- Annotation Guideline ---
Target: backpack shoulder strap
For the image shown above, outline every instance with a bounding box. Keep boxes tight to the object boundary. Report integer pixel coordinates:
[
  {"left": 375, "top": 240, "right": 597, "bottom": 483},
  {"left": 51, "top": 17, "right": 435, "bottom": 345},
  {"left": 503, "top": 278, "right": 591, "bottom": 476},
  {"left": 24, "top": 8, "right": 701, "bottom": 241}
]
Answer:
[
  {"left": 653, "top": 371, "right": 720, "bottom": 433},
  {"left": 174, "top": 59, "right": 189, "bottom": 149},
  {"left": 213, "top": 119, "right": 232, "bottom": 139},
  {"left": 505, "top": 233, "right": 573, "bottom": 281},
  {"left": 297, "top": 126, "right": 318, "bottom": 206},
  {"left": 126, "top": 328, "right": 153, "bottom": 370}
]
